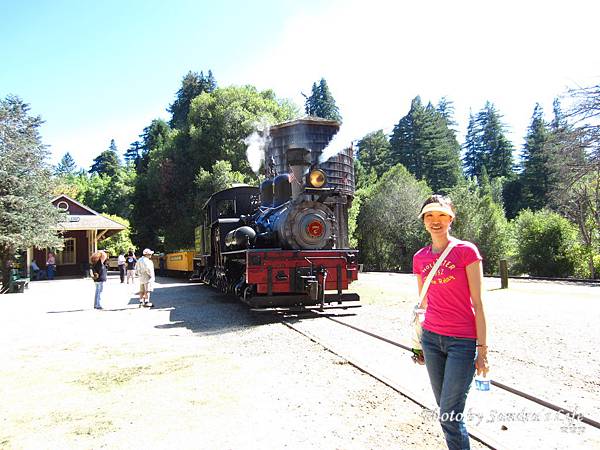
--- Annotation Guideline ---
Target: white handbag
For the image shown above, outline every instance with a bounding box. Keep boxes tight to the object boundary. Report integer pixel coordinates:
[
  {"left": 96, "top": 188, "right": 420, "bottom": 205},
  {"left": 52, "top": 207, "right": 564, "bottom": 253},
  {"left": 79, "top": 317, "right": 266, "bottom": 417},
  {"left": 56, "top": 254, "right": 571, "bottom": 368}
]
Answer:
[{"left": 411, "top": 240, "right": 458, "bottom": 354}]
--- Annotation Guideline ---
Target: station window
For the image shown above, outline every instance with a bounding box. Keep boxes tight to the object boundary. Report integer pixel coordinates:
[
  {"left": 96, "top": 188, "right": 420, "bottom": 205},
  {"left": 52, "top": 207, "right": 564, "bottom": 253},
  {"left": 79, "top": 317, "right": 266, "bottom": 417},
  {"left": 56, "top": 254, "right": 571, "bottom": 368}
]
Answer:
[{"left": 56, "top": 238, "right": 76, "bottom": 265}]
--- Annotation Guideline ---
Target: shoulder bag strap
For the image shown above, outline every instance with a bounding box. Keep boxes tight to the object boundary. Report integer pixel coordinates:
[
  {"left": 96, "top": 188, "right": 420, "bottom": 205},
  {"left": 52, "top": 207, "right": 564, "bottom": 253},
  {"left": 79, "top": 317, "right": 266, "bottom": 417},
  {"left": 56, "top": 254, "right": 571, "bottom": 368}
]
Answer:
[{"left": 419, "top": 240, "right": 458, "bottom": 303}]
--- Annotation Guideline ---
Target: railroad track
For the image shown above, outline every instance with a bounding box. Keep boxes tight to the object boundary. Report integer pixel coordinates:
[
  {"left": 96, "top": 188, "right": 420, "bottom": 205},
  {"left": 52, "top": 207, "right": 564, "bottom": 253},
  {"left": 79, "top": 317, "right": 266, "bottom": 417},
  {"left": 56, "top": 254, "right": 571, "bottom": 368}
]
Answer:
[
  {"left": 261, "top": 307, "right": 600, "bottom": 450},
  {"left": 493, "top": 275, "right": 600, "bottom": 284}
]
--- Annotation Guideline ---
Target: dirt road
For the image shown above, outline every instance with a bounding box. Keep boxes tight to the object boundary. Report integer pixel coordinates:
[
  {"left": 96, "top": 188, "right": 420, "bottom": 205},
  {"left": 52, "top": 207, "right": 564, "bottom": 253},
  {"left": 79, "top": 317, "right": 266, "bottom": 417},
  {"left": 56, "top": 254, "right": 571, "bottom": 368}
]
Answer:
[
  {"left": 1, "top": 273, "right": 598, "bottom": 449},
  {"left": 0, "top": 274, "right": 452, "bottom": 450}
]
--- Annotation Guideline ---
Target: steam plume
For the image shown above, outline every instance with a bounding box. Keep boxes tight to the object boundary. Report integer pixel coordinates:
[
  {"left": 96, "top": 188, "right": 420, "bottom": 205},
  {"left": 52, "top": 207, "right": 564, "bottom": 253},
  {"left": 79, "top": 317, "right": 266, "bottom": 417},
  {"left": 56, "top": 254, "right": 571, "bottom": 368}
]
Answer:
[
  {"left": 318, "top": 126, "right": 354, "bottom": 163},
  {"left": 244, "top": 120, "right": 271, "bottom": 173}
]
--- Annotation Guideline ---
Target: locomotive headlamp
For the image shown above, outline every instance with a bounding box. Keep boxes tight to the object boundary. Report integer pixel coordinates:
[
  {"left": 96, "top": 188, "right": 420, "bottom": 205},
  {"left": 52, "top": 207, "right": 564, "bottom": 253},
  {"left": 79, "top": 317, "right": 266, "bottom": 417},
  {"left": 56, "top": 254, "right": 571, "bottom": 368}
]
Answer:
[{"left": 307, "top": 169, "right": 327, "bottom": 188}]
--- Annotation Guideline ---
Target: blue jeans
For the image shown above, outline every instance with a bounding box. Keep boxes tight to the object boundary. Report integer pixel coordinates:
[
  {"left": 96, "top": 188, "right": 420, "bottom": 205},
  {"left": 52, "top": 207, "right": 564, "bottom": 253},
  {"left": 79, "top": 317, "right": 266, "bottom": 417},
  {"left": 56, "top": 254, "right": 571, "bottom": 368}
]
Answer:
[
  {"left": 94, "top": 281, "right": 104, "bottom": 308},
  {"left": 46, "top": 265, "right": 55, "bottom": 280},
  {"left": 421, "top": 328, "right": 476, "bottom": 450}
]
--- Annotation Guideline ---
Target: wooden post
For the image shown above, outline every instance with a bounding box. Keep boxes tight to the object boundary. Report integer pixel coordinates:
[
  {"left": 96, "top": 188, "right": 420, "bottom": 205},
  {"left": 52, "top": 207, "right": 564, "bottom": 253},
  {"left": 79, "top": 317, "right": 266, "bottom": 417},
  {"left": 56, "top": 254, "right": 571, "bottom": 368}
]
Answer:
[{"left": 500, "top": 259, "right": 508, "bottom": 289}]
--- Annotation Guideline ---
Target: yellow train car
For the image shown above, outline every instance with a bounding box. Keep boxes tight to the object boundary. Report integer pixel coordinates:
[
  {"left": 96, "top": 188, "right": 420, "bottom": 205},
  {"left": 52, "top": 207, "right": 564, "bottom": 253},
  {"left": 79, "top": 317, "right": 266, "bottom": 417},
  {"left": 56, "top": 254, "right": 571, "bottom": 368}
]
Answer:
[
  {"left": 165, "top": 251, "right": 195, "bottom": 273},
  {"left": 150, "top": 251, "right": 196, "bottom": 277}
]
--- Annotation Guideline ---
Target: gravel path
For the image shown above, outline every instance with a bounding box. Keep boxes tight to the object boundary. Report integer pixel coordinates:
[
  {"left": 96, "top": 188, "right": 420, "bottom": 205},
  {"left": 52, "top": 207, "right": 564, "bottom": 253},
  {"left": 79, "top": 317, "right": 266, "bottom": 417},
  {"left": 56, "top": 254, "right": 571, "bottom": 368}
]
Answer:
[{"left": 1, "top": 273, "right": 598, "bottom": 449}]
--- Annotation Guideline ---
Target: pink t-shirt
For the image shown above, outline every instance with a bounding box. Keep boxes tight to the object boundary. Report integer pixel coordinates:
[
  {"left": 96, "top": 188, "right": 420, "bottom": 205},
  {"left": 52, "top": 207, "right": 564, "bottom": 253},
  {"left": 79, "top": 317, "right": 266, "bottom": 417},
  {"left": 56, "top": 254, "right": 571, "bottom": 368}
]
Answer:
[{"left": 412, "top": 238, "right": 482, "bottom": 339}]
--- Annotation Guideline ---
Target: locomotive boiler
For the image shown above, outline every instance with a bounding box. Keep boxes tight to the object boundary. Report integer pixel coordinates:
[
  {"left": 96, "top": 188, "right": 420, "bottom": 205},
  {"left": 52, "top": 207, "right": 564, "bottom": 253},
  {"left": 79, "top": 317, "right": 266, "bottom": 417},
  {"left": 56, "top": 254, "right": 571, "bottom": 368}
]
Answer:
[{"left": 193, "top": 118, "right": 359, "bottom": 308}]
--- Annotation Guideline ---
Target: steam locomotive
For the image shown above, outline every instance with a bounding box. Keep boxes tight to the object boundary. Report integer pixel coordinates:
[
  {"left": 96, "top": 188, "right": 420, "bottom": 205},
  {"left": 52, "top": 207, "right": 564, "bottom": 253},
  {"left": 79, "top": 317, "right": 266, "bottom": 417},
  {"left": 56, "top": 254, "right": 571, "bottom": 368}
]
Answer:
[{"left": 193, "top": 118, "right": 359, "bottom": 308}]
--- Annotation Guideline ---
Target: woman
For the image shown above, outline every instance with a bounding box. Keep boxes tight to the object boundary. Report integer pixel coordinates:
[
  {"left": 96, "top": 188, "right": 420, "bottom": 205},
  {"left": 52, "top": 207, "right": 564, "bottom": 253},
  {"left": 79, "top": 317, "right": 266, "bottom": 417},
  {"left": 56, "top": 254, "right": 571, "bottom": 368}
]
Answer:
[
  {"left": 90, "top": 250, "right": 108, "bottom": 310},
  {"left": 413, "top": 195, "right": 489, "bottom": 450},
  {"left": 46, "top": 252, "right": 56, "bottom": 280}
]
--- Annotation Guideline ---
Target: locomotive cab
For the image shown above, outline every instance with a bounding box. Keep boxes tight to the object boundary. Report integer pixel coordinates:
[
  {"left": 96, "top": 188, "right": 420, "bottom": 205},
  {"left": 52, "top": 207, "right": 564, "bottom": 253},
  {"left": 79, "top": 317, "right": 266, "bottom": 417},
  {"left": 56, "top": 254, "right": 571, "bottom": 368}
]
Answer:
[{"left": 193, "top": 186, "right": 260, "bottom": 284}]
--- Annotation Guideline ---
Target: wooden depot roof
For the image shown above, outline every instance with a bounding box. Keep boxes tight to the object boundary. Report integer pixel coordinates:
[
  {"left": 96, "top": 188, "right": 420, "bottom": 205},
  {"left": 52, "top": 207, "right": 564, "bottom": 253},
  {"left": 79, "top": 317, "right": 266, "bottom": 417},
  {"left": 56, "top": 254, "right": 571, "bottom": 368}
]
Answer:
[{"left": 52, "top": 194, "right": 126, "bottom": 238}]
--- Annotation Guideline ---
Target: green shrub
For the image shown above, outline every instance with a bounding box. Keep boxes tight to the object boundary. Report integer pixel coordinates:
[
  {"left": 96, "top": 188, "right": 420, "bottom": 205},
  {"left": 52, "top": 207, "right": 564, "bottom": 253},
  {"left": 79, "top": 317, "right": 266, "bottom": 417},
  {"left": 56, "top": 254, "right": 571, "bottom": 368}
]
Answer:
[
  {"left": 512, "top": 209, "right": 579, "bottom": 277},
  {"left": 449, "top": 179, "right": 511, "bottom": 275},
  {"left": 355, "top": 164, "right": 430, "bottom": 271},
  {"left": 571, "top": 244, "right": 600, "bottom": 279}
]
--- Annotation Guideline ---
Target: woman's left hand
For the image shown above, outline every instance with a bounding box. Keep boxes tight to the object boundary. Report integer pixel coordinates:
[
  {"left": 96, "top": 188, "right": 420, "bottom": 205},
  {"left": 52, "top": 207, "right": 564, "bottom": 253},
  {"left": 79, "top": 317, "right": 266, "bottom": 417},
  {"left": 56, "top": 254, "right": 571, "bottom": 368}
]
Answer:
[{"left": 475, "top": 349, "right": 489, "bottom": 377}]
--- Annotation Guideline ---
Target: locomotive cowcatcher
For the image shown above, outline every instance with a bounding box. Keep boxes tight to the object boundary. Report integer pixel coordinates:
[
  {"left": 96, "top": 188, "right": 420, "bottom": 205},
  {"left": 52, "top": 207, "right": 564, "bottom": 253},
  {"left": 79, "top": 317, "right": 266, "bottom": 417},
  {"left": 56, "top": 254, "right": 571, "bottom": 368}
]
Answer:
[{"left": 193, "top": 118, "right": 359, "bottom": 308}]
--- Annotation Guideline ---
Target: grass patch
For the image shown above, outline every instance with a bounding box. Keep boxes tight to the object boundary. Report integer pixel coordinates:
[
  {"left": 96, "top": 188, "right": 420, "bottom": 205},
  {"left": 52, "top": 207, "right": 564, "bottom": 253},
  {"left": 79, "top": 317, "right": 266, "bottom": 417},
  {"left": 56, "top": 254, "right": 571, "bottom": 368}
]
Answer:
[
  {"left": 72, "top": 419, "right": 115, "bottom": 437},
  {"left": 76, "top": 365, "right": 150, "bottom": 392},
  {"left": 73, "top": 357, "right": 194, "bottom": 392}
]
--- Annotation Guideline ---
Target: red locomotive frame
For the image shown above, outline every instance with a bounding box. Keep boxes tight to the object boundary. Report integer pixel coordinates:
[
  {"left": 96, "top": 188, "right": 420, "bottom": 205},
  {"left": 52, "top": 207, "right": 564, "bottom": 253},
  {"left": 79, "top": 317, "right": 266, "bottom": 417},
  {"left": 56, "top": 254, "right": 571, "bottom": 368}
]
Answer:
[{"left": 243, "top": 249, "right": 359, "bottom": 307}]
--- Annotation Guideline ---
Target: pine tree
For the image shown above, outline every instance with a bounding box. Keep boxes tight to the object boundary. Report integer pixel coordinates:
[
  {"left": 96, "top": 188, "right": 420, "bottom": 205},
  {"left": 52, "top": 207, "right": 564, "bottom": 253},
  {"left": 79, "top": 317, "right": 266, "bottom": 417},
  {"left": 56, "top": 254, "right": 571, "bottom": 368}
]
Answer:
[
  {"left": 434, "top": 98, "right": 463, "bottom": 185},
  {"left": 168, "top": 70, "right": 217, "bottom": 129},
  {"left": 479, "top": 102, "right": 514, "bottom": 178},
  {"left": 304, "top": 82, "right": 318, "bottom": 116},
  {"left": 463, "top": 112, "right": 483, "bottom": 178},
  {"left": 0, "top": 95, "right": 65, "bottom": 290},
  {"left": 389, "top": 97, "right": 462, "bottom": 192},
  {"left": 550, "top": 98, "right": 562, "bottom": 131},
  {"left": 140, "top": 120, "right": 170, "bottom": 156},
  {"left": 437, "top": 98, "right": 461, "bottom": 152},
  {"left": 55, "top": 152, "right": 78, "bottom": 176},
  {"left": 124, "top": 141, "right": 143, "bottom": 166},
  {"left": 304, "top": 78, "right": 342, "bottom": 122},
  {"left": 520, "top": 104, "right": 551, "bottom": 210},
  {"left": 90, "top": 139, "right": 121, "bottom": 177},
  {"left": 546, "top": 98, "right": 582, "bottom": 187},
  {"left": 463, "top": 102, "right": 513, "bottom": 180},
  {"left": 130, "top": 119, "right": 172, "bottom": 248},
  {"left": 424, "top": 102, "right": 463, "bottom": 192},
  {"left": 436, "top": 97, "right": 455, "bottom": 123},
  {"left": 390, "top": 97, "right": 423, "bottom": 179}
]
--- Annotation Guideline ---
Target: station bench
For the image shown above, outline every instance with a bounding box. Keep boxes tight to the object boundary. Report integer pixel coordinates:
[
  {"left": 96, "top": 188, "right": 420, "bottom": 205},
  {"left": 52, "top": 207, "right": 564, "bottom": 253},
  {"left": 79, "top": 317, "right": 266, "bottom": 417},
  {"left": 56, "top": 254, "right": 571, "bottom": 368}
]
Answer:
[{"left": 9, "top": 269, "right": 30, "bottom": 293}]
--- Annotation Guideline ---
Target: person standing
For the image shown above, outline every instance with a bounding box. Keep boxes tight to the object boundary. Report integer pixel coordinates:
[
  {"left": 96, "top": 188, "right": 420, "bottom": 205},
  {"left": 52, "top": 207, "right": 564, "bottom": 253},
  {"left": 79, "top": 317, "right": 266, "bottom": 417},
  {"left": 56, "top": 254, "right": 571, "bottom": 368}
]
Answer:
[
  {"left": 136, "top": 248, "right": 155, "bottom": 308},
  {"left": 159, "top": 255, "right": 166, "bottom": 277},
  {"left": 125, "top": 250, "right": 137, "bottom": 284},
  {"left": 117, "top": 251, "right": 126, "bottom": 283},
  {"left": 90, "top": 250, "right": 108, "bottom": 310},
  {"left": 46, "top": 252, "right": 56, "bottom": 280},
  {"left": 413, "top": 194, "right": 489, "bottom": 450}
]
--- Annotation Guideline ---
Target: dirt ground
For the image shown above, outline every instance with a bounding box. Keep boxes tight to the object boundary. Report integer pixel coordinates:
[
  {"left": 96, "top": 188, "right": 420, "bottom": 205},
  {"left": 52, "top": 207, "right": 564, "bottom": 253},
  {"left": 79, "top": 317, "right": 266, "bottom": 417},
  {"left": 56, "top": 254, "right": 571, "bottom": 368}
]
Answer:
[
  {"left": 344, "top": 272, "right": 600, "bottom": 449},
  {"left": 1, "top": 273, "right": 599, "bottom": 449},
  {"left": 349, "top": 272, "right": 600, "bottom": 420},
  {"left": 0, "top": 274, "right": 454, "bottom": 450}
]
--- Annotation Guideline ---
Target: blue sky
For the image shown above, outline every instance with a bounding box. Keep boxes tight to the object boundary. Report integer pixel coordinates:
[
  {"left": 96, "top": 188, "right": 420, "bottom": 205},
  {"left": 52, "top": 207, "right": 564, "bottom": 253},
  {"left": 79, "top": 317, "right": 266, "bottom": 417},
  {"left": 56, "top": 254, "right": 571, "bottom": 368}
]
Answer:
[{"left": 2, "top": 0, "right": 599, "bottom": 170}]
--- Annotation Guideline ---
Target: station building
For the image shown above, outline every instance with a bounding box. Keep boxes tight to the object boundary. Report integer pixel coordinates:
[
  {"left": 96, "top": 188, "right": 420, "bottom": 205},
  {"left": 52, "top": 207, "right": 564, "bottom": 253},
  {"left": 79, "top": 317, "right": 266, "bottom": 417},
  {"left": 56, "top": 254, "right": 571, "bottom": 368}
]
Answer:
[{"left": 27, "top": 194, "right": 126, "bottom": 277}]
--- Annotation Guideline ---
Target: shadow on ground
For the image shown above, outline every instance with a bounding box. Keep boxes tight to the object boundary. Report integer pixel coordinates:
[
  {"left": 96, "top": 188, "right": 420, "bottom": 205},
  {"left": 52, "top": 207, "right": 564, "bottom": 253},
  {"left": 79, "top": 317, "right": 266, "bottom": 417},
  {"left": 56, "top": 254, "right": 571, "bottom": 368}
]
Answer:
[
  {"left": 148, "top": 276, "right": 357, "bottom": 336},
  {"left": 149, "top": 277, "right": 281, "bottom": 336}
]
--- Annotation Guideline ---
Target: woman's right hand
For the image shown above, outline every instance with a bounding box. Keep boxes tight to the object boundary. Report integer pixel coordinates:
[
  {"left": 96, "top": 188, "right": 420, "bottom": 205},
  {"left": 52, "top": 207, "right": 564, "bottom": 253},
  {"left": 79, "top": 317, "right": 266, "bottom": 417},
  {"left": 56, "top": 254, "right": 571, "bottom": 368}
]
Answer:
[{"left": 475, "top": 348, "right": 489, "bottom": 377}]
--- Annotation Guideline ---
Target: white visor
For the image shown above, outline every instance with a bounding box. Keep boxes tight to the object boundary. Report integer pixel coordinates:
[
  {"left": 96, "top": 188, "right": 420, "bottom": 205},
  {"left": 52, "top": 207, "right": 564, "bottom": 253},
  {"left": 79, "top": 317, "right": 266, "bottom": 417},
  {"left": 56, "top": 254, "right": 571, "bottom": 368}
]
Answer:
[{"left": 418, "top": 202, "right": 455, "bottom": 219}]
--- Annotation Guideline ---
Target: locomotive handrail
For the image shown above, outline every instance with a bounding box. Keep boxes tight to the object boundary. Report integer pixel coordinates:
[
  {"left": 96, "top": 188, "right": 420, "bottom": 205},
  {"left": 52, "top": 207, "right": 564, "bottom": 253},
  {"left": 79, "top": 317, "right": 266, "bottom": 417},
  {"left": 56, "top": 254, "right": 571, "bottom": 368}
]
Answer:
[
  {"left": 304, "top": 256, "right": 349, "bottom": 263},
  {"left": 221, "top": 250, "right": 252, "bottom": 255}
]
